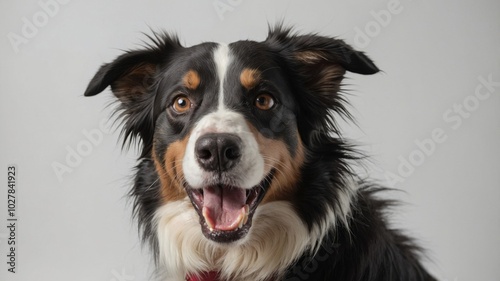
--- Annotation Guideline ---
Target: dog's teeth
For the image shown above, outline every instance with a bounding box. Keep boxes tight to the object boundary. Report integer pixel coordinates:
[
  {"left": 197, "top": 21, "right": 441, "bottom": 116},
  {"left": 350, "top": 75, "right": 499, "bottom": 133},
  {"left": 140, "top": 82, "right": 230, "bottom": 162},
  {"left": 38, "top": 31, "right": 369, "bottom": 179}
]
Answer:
[
  {"left": 237, "top": 206, "right": 250, "bottom": 229},
  {"left": 238, "top": 215, "right": 244, "bottom": 229},
  {"left": 243, "top": 205, "right": 249, "bottom": 225},
  {"left": 237, "top": 205, "right": 250, "bottom": 229},
  {"left": 202, "top": 207, "right": 215, "bottom": 231}
]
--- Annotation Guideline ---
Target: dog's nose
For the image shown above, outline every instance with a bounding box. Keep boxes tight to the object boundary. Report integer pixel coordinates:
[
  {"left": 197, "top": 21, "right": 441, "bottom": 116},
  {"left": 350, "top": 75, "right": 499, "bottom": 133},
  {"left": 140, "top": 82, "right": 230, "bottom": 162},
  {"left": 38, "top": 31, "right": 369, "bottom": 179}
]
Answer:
[{"left": 195, "top": 133, "right": 242, "bottom": 172}]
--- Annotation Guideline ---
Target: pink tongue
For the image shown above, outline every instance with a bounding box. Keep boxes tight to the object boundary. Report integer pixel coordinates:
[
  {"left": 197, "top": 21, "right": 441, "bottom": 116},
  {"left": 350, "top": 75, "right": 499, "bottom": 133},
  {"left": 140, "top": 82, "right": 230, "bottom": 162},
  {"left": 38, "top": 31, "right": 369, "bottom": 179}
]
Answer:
[{"left": 202, "top": 186, "right": 246, "bottom": 231}]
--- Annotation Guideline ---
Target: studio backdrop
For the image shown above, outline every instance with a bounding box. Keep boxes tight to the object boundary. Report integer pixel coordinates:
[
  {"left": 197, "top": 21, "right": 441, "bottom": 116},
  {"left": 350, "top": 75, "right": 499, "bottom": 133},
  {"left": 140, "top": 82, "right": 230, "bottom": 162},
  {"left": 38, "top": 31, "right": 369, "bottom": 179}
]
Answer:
[{"left": 1, "top": 1, "right": 499, "bottom": 281}]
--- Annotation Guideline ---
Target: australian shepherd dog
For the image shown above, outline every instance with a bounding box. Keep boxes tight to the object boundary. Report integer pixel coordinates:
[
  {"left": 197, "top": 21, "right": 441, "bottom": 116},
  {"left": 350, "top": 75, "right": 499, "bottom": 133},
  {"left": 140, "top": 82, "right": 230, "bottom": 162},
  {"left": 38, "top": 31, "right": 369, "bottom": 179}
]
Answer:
[{"left": 84, "top": 26, "right": 436, "bottom": 281}]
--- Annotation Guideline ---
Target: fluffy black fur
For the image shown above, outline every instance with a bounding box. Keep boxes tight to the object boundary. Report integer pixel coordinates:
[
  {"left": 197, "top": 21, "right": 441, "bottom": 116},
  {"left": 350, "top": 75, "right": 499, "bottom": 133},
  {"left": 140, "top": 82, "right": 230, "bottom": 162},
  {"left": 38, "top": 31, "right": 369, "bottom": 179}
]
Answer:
[
  {"left": 284, "top": 186, "right": 435, "bottom": 281},
  {"left": 84, "top": 26, "right": 436, "bottom": 280}
]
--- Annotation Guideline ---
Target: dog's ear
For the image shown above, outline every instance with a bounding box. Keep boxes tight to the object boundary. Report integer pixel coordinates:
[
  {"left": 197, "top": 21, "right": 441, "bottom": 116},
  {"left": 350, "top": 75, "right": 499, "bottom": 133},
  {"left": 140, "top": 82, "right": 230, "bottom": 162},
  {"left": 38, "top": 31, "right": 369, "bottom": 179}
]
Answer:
[
  {"left": 84, "top": 51, "right": 159, "bottom": 100},
  {"left": 266, "top": 27, "right": 379, "bottom": 96},
  {"left": 265, "top": 26, "right": 379, "bottom": 139},
  {"left": 289, "top": 37, "right": 379, "bottom": 76},
  {"left": 84, "top": 33, "right": 182, "bottom": 154},
  {"left": 84, "top": 33, "right": 181, "bottom": 100}
]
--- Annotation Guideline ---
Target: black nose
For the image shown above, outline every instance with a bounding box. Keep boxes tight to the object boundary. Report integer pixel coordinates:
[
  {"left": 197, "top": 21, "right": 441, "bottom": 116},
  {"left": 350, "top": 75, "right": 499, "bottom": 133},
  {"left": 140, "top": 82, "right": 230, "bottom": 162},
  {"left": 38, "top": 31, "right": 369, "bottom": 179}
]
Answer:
[{"left": 195, "top": 133, "right": 242, "bottom": 172}]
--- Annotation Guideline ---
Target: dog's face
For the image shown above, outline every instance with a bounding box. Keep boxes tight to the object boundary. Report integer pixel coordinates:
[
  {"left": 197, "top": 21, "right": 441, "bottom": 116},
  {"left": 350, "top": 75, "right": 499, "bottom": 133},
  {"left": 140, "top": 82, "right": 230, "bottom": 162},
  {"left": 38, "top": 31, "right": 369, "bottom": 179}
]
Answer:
[
  {"left": 85, "top": 28, "right": 378, "bottom": 245},
  {"left": 145, "top": 41, "right": 304, "bottom": 243}
]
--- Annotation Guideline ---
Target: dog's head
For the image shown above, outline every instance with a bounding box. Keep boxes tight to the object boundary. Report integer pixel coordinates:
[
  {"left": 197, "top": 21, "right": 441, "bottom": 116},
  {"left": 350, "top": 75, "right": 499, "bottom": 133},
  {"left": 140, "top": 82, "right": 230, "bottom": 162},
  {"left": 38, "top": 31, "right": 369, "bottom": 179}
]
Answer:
[{"left": 84, "top": 27, "right": 378, "bottom": 246}]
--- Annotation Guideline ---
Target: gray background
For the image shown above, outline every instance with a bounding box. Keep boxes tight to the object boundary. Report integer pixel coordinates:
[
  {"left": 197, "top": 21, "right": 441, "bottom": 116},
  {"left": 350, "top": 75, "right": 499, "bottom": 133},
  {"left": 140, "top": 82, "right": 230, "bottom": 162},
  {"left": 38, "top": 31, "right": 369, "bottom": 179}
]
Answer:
[{"left": 1, "top": 0, "right": 499, "bottom": 280}]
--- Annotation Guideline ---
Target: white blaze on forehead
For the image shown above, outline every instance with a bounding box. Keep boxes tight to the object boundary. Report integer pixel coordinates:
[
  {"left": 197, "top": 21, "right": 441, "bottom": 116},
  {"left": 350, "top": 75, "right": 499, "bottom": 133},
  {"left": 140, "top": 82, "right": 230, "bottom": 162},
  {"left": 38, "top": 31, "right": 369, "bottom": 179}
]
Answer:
[
  {"left": 182, "top": 43, "right": 265, "bottom": 190},
  {"left": 213, "top": 43, "right": 231, "bottom": 110}
]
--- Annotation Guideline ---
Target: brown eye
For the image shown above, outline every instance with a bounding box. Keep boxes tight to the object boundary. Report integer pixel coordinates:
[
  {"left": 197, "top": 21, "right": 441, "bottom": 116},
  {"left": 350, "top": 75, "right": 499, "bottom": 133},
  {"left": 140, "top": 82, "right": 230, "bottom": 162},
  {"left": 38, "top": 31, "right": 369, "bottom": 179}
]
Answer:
[
  {"left": 172, "top": 95, "right": 192, "bottom": 113},
  {"left": 254, "top": 94, "right": 275, "bottom": 110}
]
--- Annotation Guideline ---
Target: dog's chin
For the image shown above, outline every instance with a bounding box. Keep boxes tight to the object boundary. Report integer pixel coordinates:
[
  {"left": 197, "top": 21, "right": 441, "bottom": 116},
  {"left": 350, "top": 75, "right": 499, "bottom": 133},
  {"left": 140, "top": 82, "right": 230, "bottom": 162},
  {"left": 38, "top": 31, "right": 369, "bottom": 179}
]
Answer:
[{"left": 185, "top": 170, "right": 274, "bottom": 243}]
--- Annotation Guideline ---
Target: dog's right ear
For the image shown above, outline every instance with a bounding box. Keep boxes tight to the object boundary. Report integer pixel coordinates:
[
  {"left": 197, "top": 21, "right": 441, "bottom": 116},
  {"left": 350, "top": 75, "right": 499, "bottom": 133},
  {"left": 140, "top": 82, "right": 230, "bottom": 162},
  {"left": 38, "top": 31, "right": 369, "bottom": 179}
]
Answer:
[
  {"left": 84, "top": 50, "right": 158, "bottom": 100},
  {"left": 84, "top": 33, "right": 181, "bottom": 102},
  {"left": 84, "top": 33, "right": 182, "bottom": 154}
]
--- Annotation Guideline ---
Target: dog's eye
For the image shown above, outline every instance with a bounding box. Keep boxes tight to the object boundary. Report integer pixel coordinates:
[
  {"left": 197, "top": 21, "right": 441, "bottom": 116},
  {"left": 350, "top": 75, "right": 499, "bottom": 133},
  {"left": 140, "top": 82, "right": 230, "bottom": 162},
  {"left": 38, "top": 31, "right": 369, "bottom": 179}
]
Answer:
[
  {"left": 172, "top": 95, "right": 192, "bottom": 113},
  {"left": 254, "top": 94, "right": 275, "bottom": 110}
]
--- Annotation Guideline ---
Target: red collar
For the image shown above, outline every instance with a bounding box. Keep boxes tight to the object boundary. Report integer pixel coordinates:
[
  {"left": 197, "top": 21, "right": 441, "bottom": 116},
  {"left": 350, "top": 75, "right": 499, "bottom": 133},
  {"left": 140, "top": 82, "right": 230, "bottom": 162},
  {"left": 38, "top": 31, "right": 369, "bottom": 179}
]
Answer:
[
  {"left": 187, "top": 271, "right": 276, "bottom": 281},
  {"left": 186, "top": 271, "right": 220, "bottom": 281}
]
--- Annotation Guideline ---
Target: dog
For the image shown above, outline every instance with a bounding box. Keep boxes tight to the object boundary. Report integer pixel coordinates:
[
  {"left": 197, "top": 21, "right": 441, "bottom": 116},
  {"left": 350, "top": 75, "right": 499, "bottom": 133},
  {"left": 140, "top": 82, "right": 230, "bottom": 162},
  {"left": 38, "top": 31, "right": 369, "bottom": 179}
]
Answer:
[{"left": 84, "top": 25, "right": 436, "bottom": 281}]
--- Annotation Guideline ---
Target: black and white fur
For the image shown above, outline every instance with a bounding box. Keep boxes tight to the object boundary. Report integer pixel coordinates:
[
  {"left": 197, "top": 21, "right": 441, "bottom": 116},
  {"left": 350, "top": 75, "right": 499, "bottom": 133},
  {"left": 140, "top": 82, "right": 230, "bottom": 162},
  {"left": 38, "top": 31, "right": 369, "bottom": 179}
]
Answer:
[{"left": 84, "top": 26, "right": 436, "bottom": 281}]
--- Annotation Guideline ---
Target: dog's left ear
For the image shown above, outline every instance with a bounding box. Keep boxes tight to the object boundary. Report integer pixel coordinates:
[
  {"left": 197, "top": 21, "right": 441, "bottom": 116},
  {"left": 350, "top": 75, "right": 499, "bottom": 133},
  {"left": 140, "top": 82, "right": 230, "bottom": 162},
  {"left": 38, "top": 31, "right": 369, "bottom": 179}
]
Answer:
[
  {"left": 266, "top": 27, "right": 379, "bottom": 138},
  {"left": 287, "top": 37, "right": 379, "bottom": 76},
  {"left": 266, "top": 28, "right": 379, "bottom": 96},
  {"left": 266, "top": 27, "right": 379, "bottom": 72}
]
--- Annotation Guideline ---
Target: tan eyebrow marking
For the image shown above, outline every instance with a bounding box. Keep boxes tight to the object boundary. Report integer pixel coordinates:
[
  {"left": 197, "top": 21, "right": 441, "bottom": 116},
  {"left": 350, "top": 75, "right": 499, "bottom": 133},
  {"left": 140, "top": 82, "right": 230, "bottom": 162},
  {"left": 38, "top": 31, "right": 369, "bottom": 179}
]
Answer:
[
  {"left": 240, "top": 68, "right": 261, "bottom": 90},
  {"left": 182, "top": 70, "right": 201, "bottom": 90}
]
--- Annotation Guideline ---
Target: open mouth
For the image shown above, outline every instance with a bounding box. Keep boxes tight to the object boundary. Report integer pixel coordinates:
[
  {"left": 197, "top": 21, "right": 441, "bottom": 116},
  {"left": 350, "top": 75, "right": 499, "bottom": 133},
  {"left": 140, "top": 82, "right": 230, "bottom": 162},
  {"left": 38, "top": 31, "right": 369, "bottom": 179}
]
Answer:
[{"left": 186, "top": 170, "right": 274, "bottom": 243}]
